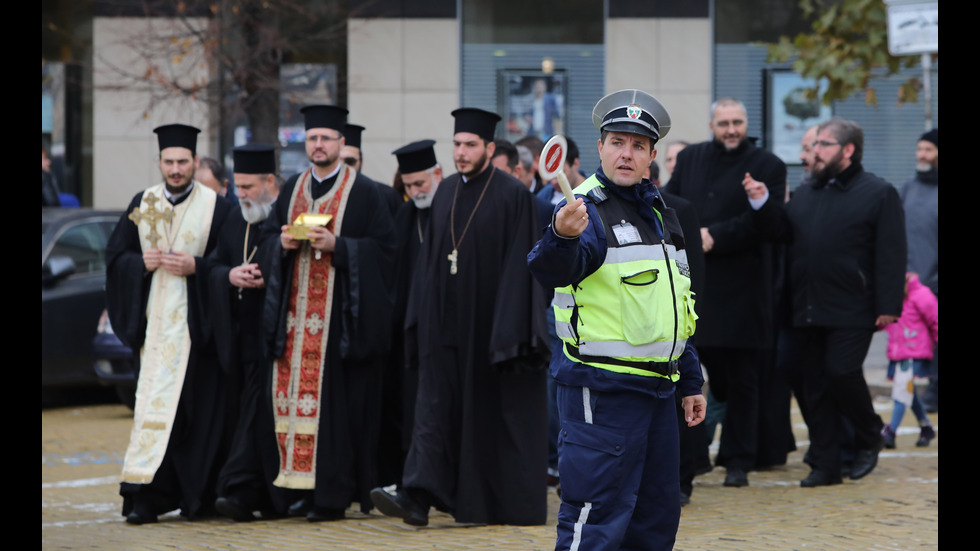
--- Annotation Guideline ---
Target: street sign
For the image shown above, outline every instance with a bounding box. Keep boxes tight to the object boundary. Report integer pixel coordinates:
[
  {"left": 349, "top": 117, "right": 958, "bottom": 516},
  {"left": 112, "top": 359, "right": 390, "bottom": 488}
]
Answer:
[{"left": 885, "top": 0, "right": 939, "bottom": 55}]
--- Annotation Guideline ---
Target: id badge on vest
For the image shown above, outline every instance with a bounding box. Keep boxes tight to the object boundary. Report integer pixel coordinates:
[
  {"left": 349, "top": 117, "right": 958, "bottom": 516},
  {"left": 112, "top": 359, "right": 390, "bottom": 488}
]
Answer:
[{"left": 612, "top": 221, "right": 642, "bottom": 246}]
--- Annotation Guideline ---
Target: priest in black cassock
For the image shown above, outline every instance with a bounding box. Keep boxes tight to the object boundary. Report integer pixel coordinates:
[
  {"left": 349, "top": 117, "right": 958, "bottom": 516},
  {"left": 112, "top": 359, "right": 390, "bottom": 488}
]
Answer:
[
  {"left": 342, "top": 122, "right": 404, "bottom": 215},
  {"left": 370, "top": 108, "right": 550, "bottom": 527},
  {"left": 106, "top": 123, "right": 233, "bottom": 525},
  {"left": 376, "top": 139, "right": 443, "bottom": 487},
  {"left": 208, "top": 144, "right": 298, "bottom": 521},
  {"left": 262, "top": 104, "right": 396, "bottom": 522}
]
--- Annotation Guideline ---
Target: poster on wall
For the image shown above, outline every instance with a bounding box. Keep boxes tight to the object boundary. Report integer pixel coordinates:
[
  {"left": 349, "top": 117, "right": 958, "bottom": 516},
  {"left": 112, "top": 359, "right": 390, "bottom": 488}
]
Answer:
[
  {"left": 766, "top": 70, "right": 833, "bottom": 165},
  {"left": 498, "top": 70, "right": 566, "bottom": 144}
]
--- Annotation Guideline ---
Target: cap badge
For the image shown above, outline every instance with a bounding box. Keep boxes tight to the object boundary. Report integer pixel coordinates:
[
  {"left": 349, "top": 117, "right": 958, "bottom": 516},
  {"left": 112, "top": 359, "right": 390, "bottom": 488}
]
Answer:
[{"left": 627, "top": 104, "right": 642, "bottom": 119}]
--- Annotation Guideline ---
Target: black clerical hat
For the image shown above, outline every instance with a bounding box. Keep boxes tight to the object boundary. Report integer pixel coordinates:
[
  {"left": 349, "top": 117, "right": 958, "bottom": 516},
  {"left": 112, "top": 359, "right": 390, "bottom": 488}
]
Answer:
[
  {"left": 300, "top": 104, "right": 348, "bottom": 131},
  {"left": 344, "top": 124, "right": 365, "bottom": 148},
  {"left": 392, "top": 139, "right": 438, "bottom": 174},
  {"left": 233, "top": 143, "right": 277, "bottom": 175},
  {"left": 919, "top": 128, "right": 938, "bottom": 148},
  {"left": 452, "top": 108, "right": 501, "bottom": 143},
  {"left": 592, "top": 89, "right": 671, "bottom": 143},
  {"left": 154, "top": 124, "right": 201, "bottom": 154}
]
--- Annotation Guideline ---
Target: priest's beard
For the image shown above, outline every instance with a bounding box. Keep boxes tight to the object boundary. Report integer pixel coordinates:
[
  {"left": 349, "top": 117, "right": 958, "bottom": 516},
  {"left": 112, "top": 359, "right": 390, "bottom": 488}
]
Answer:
[
  {"left": 240, "top": 189, "right": 275, "bottom": 224},
  {"left": 312, "top": 151, "right": 339, "bottom": 170},
  {"left": 163, "top": 168, "right": 195, "bottom": 196},
  {"left": 411, "top": 182, "right": 439, "bottom": 209},
  {"left": 458, "top": 150, "right": 490, "bottom": 180},
  {"left": 916, "top": 162, "right": 936, "bottom": 173}
]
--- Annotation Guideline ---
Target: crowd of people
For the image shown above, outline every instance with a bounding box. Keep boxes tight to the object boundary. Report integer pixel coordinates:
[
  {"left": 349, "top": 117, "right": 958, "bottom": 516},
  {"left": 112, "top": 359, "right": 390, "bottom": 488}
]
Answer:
[{"left": 102, "top": 89, "right": 936, "bottom": 550}]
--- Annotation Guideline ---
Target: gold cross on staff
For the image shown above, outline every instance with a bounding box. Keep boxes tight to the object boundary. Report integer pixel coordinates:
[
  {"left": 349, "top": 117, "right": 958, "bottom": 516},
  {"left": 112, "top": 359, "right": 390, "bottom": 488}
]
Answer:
[
  {"left": 447, "top": 248, "right": 458, "bottom": 275},
  {"left": 128, "top": 191, "right": 174, "bottom": 249}
]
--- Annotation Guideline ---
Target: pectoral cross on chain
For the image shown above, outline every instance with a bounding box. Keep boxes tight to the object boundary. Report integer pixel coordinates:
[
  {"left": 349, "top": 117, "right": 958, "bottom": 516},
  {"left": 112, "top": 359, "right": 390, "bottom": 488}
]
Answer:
[
  {"left": 128, "top": 191, "right": 174, "bottom": 249},
  {"left": 447, "top": 248, "right": 458, "bottom": 275}
]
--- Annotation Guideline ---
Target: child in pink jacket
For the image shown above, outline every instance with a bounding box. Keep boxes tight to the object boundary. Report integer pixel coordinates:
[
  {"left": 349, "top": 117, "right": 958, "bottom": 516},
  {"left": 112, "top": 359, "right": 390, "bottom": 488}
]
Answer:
[{"left": 882, "top": 273, "right": 939, "bottom": 448}]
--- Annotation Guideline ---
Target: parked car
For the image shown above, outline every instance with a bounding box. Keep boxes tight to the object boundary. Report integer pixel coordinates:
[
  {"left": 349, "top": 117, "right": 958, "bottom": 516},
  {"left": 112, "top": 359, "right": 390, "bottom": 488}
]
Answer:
[
  {"left": 42, "top": 208, "right": 123, "bottom": 403},
  {"left": 92, "top": 308, "right": 137, "bottom": 409}
]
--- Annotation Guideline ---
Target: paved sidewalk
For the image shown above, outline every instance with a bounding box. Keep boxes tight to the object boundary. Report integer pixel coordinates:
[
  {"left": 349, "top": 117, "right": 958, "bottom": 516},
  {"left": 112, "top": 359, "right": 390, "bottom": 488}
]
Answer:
[{"left": 42, "top": 366, "right": 938, "bottom": 551}]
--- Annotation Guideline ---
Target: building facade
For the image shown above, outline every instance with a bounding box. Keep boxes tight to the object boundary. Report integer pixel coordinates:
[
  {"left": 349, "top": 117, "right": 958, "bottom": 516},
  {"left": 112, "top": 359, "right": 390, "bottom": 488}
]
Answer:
[{"left": 41, "top": 0, "right": 937, "bottom": 209}]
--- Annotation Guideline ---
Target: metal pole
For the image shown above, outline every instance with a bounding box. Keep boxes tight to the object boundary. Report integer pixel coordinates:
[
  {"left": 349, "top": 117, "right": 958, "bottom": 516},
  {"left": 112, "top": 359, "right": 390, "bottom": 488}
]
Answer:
[{"left": 921, "top": 53, "right": 933, "bottom": 131}]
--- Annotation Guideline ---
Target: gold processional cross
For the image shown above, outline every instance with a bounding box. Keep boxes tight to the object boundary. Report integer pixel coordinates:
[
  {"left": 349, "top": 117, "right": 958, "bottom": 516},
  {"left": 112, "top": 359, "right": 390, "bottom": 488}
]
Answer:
[{"left": 128, "top": 192, "right": 174, "bottom": 249}]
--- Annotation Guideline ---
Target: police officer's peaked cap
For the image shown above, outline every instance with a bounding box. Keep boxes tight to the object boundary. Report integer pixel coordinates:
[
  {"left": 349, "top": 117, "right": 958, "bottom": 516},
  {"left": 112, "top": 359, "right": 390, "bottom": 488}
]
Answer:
[
  {"left": 344, "top": 124, "right": 365, "bottom": 148},
  {"left": 233, "top": 143, "right": 277, "bottom": 175},
  {"left": 392, "top": 139, "right": 438, "bottom": 174},
  {"left": 592, "top": 89, "right": 671, "bottom": 143},
  {"left": 154, "top": 124, "right": 201, "bottom": 155},
  {"left": 300, "top": 104, "right": 349, "bottom": 131},
  {"left": 452, "top": 108, "right": 501, "bottom": 143}
]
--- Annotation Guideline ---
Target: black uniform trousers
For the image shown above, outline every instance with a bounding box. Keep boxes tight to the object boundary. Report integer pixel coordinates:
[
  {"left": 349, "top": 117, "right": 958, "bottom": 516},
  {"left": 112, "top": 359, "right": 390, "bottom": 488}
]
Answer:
[
  {"left": 781, "top": 326, "right": 882, "bottom": 474},
  {"left": 697, "top": 346, "right": 764, "bottom": 472}
]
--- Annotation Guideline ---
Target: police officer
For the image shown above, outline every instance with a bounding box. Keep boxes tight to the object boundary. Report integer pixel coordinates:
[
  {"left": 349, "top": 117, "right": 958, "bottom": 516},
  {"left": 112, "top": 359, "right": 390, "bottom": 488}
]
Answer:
[{"left": 527, "top": 89, "right": 706, "bottom": 551}]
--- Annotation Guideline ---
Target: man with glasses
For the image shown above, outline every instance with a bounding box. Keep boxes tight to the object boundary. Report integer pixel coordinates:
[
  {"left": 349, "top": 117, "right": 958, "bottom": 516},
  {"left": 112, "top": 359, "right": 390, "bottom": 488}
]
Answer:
[
  {"left": 663, "top": 98, "right": 788, "bottom": 488},
  {"left": 263, "top": 104, "right": 397, "bottom": 521},
  {"left": 744, "top": 116, "right": 906, "bottom": 487}
]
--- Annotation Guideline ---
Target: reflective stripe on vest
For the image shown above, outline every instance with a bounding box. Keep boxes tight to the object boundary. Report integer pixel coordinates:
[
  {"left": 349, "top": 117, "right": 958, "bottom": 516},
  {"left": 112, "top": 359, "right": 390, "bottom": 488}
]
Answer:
[{"left": 553, "top": 176, "right": 697, "bottom": 380}]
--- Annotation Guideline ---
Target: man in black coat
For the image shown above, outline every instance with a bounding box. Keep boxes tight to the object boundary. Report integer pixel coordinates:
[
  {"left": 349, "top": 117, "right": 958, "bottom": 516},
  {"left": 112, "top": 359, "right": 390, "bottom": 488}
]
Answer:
[
  {"left": 663, "top": 98, "right": 786, "bottom": 488},
  {"left": 745, "top": 117, "right": 905, "bottom": 487}
]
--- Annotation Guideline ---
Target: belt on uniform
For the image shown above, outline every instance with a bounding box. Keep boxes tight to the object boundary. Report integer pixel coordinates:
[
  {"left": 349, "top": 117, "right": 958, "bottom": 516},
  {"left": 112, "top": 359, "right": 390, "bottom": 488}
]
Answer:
[{"left": 566, "top": 345, "right": 679, "bottom": 377}]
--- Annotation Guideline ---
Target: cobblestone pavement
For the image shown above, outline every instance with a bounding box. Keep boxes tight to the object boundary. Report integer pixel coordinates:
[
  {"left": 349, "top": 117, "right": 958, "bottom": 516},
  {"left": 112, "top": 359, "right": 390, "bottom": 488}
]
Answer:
[
  {"left": 41, "top": 403, "right": 938, "bottom": 550},
  {"left": 43, "top": 335, "right": 938, "bottom": 550}
]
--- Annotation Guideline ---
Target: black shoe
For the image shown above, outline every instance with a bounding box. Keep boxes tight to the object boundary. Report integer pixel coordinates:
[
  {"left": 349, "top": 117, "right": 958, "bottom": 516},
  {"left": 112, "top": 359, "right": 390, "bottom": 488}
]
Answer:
[
  {"left": 125, "top": 499, "right": 158, "bottom": 525},
  {"left": 881, "top": 426, "right": 896, "bottom": 449},
  {"left": 288, "top": 497, "right": 313, "bottom": 517},
  {"left": 849, "top": 441, "right": 883, "bottom": 480},
  {"left": 370, "top": 486, "right": 429, "bottom": 527},
  {"left": 916, "top": 425, "right": 935, "bottom": 447},
  {"left": 215, "top": 496, "right": 256, "bottom": 522},
  {"left": 800, "top": 469, "right": 843, "bottom": 487},
  {"left": 307, "top": 507, "right": 345, "bottom": 522},
  {"left": 680, "top": 493, "right": 691, "bottom": 507},
  {"left": 723, "top": 468, "right": 748, "bottom": 487},
  {"left": 125, "top": 510, "right": 158, "bottom": 525}
]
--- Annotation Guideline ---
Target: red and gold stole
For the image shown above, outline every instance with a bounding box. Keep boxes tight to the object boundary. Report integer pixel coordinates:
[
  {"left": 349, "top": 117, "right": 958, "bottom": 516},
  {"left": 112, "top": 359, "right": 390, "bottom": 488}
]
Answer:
[{"left": 272, "top": 166, "right": 354, "bottom": 489}]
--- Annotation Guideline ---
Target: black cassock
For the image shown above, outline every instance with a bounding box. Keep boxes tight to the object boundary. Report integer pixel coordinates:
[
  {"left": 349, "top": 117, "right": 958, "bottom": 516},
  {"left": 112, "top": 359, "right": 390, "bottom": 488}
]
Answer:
[
  {"left": 403, "top": 166, "right": 550, "bottom": 525},
  {"left": 262, "top": 170, "right": 396, "bottom": 512},
  {"left": 367, "top": 173, "right": 404, "bottom": 217},
  {"left": 106, "top": 187, "right": 232, "bottom": 519},
  {"left": 377, "top": 202, "right": 429, "bottom": 486},
  {"left": 208, "top": 211, "right": 298, "bottom": 515}
]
